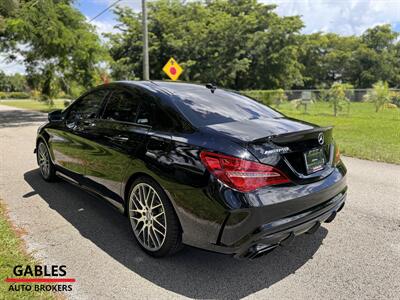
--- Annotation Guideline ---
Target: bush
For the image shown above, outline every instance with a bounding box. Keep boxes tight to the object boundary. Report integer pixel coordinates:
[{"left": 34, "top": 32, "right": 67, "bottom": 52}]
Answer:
[
  {"left": 272, "top": 89, "right": 288, "bottom": 108},
  {"left": 315, "top": 89, "right": 330, "bottom": 102},
  {"left": 242, "top": 90, "right": 287, "bottom": 106},
  {"left": 327, "top": 83, "right": 353, "bottom": 116},
  {"left": 0, "top": 91, "right": 30, "bottom": 99},
  {"left": 363, "top": 81, "right": 393, "bottom": 112},
  {"left": 30, "top": 90, "right": 41, "bottom": 100},
  {"left": 383, "top": 103, "right": 398, "bottom": 109},
  {"left": 7, "top": 92, "right": 30, "bottom": 99},
  {"left": 57, "top": 90, "right": 67, "bottom": 98},
  {"left": 242, "top": 90, "right": 273, "bottom": 105},
  {"left": 390, "top": 91, "right": 400, "bottom": 107}
]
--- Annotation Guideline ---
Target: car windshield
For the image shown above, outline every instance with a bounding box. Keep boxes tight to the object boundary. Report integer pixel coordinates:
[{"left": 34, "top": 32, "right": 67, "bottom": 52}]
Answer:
[{"left": 170, "top": 85, "right": 283, "bottom": 127}]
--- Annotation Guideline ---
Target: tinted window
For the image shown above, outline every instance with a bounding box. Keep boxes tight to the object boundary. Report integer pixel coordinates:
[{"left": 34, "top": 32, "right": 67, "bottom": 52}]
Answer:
[
  {"left": 102, "top": 90, "right": 140, "bottom": 123},
  {"left": 169, "top": 85, "right": 283, "bottom": 127},
  {"left": 67, "top": 89, "right": 108, "bottom": 121},
  {"left": 137, "top": 96, "right": 177, "bottom": 131}
]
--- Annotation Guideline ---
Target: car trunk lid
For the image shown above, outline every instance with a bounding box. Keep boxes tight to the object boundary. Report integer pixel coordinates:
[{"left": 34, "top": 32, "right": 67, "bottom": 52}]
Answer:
[{"left": 205, "top": 118, "right": 334, "bottom": 182}]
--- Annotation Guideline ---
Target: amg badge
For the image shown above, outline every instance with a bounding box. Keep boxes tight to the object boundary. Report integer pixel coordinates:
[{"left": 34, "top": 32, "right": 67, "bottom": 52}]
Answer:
[{"left": 264, "top": 147, "right": 290, "bottom": 155}]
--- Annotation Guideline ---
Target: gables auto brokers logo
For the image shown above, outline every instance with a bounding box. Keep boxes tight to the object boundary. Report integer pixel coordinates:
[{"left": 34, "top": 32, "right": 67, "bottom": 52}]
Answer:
[{"left": 5, "top": 265, "right": 75, "bottom": 292}]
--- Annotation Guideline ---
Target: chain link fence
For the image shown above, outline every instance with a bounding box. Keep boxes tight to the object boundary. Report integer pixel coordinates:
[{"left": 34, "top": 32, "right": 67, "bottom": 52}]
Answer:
[
  {"left": 243, "top": 89, "right": 400, "bottom": 106},
  {"left": 283, "top": 89, "right": 400, "bottom": 102}
]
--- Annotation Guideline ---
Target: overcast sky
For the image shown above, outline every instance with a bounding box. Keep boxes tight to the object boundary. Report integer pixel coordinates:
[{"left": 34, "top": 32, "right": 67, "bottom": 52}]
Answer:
[{"left": 2, "top": 0, "right": 400, "bottom": 74}]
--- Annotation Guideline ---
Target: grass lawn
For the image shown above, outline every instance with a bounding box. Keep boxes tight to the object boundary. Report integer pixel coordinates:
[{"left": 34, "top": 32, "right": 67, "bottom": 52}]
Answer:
[
  {"left": 0, "top": 201, "right": 55, "bottom": 299},
  {"left": 0, "top": 99, "right": 66, "bottom": 113},
  {"left": 277, "top": 102, "right": 400, "bottom": 164}
]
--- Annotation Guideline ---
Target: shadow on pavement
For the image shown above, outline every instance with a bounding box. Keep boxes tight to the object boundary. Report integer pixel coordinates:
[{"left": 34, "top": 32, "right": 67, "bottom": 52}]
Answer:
[
  {"left": 24, "top": 169, "right": 327, "bottom": 299},
  {"left": 0, "top": 108, "right": 47, "bottom": 128}
]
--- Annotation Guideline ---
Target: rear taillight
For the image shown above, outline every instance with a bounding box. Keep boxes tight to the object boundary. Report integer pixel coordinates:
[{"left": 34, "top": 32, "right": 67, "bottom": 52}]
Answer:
[
  {"left": 334, "top": 145, "right": 341, "bottom": 165},
  {"left": 199, "top": 151, "right": 290, "bottom": 192}
]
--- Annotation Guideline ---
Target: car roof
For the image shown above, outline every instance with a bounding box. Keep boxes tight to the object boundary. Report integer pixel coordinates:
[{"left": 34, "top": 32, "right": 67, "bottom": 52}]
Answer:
[{"left": 111, "top": 80, "right": 212, "bottom": 95}]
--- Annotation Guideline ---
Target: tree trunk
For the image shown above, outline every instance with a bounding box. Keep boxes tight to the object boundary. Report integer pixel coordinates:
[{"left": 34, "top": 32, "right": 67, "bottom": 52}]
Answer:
[{"left": 40, "top": 65, "right": 55, "bottom": 107}]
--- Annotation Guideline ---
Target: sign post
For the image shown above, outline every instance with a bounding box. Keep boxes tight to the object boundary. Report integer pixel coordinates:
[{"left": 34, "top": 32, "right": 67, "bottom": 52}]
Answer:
[{"left": 142, "top": 0, "right": 149, "bottom": 80}]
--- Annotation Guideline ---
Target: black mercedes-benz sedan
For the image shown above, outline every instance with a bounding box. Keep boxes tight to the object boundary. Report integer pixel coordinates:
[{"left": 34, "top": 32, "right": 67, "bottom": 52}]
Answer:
[{"left": 35, "top": 81, "right": 347, "bottom": 259}]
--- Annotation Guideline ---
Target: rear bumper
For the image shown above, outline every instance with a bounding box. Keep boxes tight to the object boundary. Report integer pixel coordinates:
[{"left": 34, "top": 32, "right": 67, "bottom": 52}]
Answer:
[
  {"left": 234, "top": 192, "right": 345, "bottom": 259},
  {"left": 207, "top": 189, "right": 346, "bottom": 259},
  {"left": 168, "top": 164, "right": 347, "bottom": 258}
]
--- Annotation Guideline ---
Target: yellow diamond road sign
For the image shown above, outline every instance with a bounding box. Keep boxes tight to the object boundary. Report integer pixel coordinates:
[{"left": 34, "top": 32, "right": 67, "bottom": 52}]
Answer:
[{"left": 163, "top": 57, "right": 183, "bottom": 81}]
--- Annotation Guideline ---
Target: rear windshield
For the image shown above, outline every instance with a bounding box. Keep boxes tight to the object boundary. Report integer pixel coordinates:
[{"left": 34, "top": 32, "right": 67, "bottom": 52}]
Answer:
[{"left": 171, "top": 86, "right": 283, "bottom": 127}]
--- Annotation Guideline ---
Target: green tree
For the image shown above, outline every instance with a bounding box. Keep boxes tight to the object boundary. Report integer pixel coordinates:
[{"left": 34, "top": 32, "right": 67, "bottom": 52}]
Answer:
[
  {"left": 107, "top": 0, "right": 304, "bottom": 89},
  {"left": 0, "top": 72, "right": 27, "bottom": 92},
  {"left": 300, "top": 25, "right": 400, "bottom": 89},
  {"left": 0, "top": 0, "right": 19, "bottom": 32},
  {"left": 0, "top": 71, "right": 7, "bottom": 91},
  {"left": 2, "top": 0, "right": 108, "bottom": 100},
  {"left": 364, "top": 81, "right": 393, "bottom": 112},
  {"left": 353, "top": 25, "right": 400, "bottom": 88},
  {"left": 300, "top": 33, "right": 360, "bottom": 88},
  {"left": 327, "top": 83, "right": 353, "bottom": 116}
]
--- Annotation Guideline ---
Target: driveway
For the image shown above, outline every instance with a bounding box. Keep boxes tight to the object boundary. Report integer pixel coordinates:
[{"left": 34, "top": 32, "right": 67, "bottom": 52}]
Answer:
[{"left": 0, "top": 105, "right": 399, "bottom": 299}]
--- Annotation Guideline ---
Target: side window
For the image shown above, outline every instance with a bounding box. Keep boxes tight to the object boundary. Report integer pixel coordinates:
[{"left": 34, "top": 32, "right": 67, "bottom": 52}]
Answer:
[
  {"left": 102, "top": 90, "right": 140, "bottom": 123},
  {"left": 66, "top": 89, "right": 108, "bottom": 123},
  {"left": 136, "top": 95, "right": 177, "bottom": 131}
]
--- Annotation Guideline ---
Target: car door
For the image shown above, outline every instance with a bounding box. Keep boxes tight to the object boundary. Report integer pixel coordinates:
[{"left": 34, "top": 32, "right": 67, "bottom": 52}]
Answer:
[
  {"left": 48, "top": 89, "right": 109, "bottom": 181},
  {"left": 138, "top": 97, "right": 175, "bottom": 171},
  {"left": 83, "top": 87, "right": 151, "bottom": 206}
]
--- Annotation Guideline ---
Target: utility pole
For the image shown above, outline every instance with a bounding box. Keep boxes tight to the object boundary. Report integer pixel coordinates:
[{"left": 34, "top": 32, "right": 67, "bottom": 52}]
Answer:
[{"left": 142, "top": 0, "right": 149, "bottom": 80}]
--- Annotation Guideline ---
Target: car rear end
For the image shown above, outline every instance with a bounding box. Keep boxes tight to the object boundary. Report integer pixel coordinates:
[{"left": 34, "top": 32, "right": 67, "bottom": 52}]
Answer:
[
  {"left": 199, "top": 122, "right": 347, "bottom": 259},
  {"left": 154, "top": 82, "right": 347, "bottom": 258}
]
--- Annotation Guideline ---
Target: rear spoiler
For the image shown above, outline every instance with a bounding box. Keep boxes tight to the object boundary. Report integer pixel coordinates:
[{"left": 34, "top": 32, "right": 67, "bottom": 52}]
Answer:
[{"left": 252, "top": 126, "right": 333, "bottom": 144}]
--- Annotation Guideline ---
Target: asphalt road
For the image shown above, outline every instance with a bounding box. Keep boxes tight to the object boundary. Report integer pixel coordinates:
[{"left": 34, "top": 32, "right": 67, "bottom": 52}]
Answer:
[{"left": 0, "top": 105, "right": 399, "bottom": 300}]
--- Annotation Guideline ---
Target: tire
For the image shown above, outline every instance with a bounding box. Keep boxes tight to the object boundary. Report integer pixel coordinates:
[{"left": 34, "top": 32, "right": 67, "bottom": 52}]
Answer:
[
  {"left": 37, "top": 141, "right": 57, "bottom": 182},
  {"left": 128, "top": 177, "right": 182, "bottom": 257}
]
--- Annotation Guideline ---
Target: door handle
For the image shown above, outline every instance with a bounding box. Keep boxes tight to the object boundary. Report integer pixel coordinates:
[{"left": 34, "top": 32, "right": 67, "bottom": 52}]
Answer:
[{"left": 111, "top": 135, "right": 129, "bottom": 142}]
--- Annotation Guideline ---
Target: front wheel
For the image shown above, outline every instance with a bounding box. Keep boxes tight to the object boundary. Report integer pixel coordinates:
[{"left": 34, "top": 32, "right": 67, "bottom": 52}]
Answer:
[
  {"left": 128, "top": 177, "right": 182, "bottom": 257},
  {"left": 37, "top": 141, "right": 56, "bottom": 181}
]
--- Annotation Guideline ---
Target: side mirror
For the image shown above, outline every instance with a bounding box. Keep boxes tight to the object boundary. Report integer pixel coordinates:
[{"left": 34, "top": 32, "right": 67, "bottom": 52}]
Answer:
[{"left": 48, "top": 109, "right": 63, "bottom": 122}]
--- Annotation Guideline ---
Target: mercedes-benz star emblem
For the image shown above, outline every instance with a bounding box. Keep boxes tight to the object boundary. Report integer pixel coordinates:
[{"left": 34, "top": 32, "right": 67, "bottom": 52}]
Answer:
[{"left": 318, "top": 132, "right": 324, "bottom": 145}]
